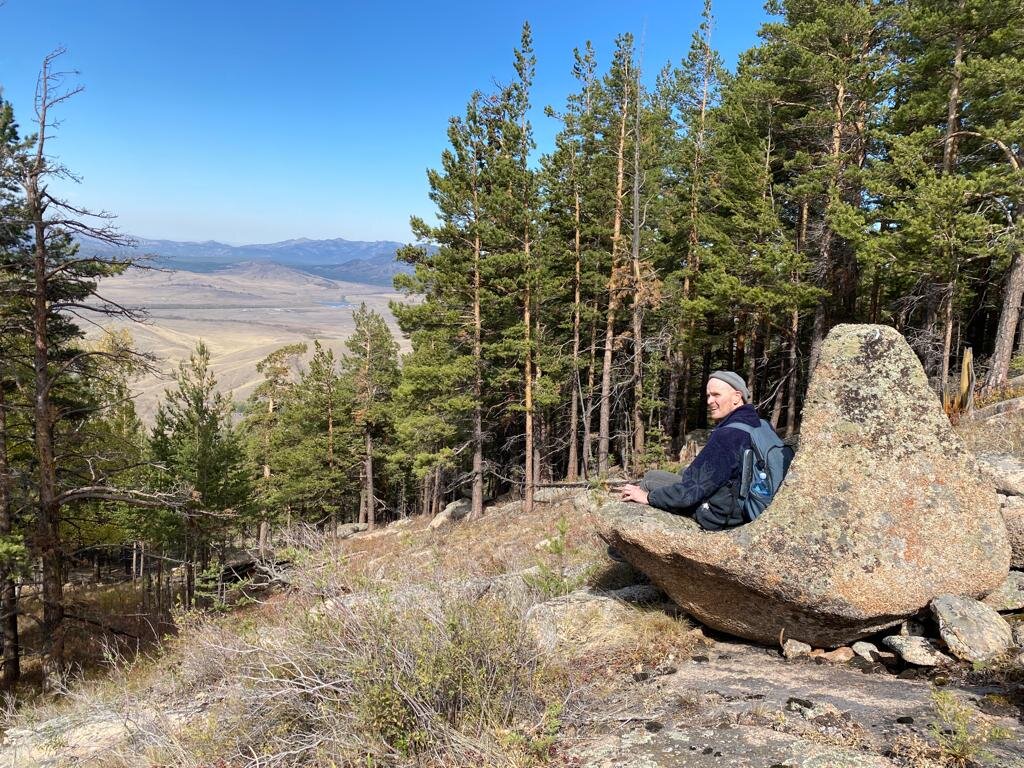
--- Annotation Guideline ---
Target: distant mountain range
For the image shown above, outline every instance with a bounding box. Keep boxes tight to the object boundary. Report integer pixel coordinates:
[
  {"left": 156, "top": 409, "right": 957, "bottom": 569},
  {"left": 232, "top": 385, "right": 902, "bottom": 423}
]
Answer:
[{"left": 74, "top": 235, "right": 423, "bottom": 286}]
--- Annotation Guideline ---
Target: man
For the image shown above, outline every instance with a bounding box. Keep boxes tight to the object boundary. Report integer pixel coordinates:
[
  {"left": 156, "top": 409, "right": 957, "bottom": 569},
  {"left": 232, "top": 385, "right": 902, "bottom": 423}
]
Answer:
[{"left": 619, "top": 370, "right": 769, "bottom": 530}]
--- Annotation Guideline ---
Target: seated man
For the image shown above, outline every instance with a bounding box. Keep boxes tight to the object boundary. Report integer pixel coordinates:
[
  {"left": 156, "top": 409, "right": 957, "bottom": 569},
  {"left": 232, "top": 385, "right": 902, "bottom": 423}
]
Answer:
[{"left": 619, "top": 370, "right": 773, "bottom": 530}]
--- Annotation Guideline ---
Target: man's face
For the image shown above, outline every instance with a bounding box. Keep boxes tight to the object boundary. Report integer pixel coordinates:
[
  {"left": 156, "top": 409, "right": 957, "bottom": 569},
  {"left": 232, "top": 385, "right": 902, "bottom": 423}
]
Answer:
[{"left": 706, "top": 378, "right": 744, "bottom": 422}]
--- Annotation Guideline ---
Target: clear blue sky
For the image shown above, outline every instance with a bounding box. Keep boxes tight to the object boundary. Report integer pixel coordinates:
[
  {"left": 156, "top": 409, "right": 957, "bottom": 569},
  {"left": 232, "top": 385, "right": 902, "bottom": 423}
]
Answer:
[{"left": 0, "top": 1, "right": 772, "bottom": 245}]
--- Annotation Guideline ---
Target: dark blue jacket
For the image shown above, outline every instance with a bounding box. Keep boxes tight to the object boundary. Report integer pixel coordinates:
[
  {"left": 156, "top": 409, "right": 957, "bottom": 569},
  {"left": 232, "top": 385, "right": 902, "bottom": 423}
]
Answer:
[{"left": 647, "top": 404, "right": 760, "bottom": 530}]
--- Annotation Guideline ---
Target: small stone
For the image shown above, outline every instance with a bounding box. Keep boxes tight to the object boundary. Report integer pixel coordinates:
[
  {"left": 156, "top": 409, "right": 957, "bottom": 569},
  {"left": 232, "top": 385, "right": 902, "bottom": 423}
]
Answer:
[
  {"left": 899, "top": 617, "right": 929, "bottom": 636},
  {"left": 644, "top": 720, "right": 663, "bottom": 733},
  {"left": 692, "top": 654, "right": 710, "bottom": 663},
  {"left": 883, "top": 635, "right": 954, "bottom": 667},
  {"left": 930, "top": 594, "right": 1013, "bottom": 662},
  {"left": 822, "top": 646, "right": 855, "bottom": 663},
  {"left": 782, "top": 639, "right": 812, "bottom": 659},
  {"left": 786, "top": 696, "right": 814, "bottom": 711},
  {"left": 852, "top": 641, "right": 880, "bottom": 662},
  {"left": 702, "top": 746, "right": 714, "bottom": 755},
  {"left": 982, "top": 571, "right": 1024, "bottom": 612}
]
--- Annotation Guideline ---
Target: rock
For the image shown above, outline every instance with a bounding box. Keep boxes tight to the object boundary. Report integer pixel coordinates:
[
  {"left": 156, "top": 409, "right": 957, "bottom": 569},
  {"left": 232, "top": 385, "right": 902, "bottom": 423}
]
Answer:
[
  {"left": 533, "top": 487, "right": 584, "bottom": 504},
  {"left": 786, "top": 696, "right": 815, "bottom": 712},
  {"left": 978, "top": 452, "right": 1024, "bottom": 495},
  {"left": 782, "top": 639, "right": 812, "bottom": 659},
  {"left": 899, "top": 617, "right": 929, "bottom": 637},
  {"left": 851, "top": 641, "right": 880, "bottom": 662},
  {"left": 1013, "top": 622, "right": 1024, "bottom": 648},
  {"left": 974, "top": 396, "right": 1024, "bottom": 421},
  {"left": 982, "top": 571, "right": 1024, "bottom": 612},
  {"left": 585, "top": 325, "right": 1010, "bottom": 647},
  {"left": 930, "top": 594, "right": 1014, "bottom": 662},
  {"left": 525, "top": 586, "right": 678, "bottom": 657},
  {"left": 335, "top": 522, "right": 368, "bottom": 539},
  {"left": 1001, "top": 495, "right": 1024, "bottom": 569},
  {"left": 428, "top": 499, "right": 471, "bottom": 530},
  {"left": 822, "top": 647, "right": 856, "bottom": 663},
  {"left": 607, "top": 583, "right": 666, "bottom": 604},
  {"left": 882, "top": 635, "right": 953, "bottom": 667}
]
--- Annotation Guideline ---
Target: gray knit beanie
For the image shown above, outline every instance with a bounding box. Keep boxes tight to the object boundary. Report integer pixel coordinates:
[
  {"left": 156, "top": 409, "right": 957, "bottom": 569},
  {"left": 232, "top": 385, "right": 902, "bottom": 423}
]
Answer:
[{"left": 709, "top": 370, "right": 750, "bottom": 403}]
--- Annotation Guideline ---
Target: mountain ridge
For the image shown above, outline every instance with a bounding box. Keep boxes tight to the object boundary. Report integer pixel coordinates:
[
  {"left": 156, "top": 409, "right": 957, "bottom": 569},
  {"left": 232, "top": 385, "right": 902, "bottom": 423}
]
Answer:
[{"left": 74, "top": 234, "right": 423, "bottom": 286}]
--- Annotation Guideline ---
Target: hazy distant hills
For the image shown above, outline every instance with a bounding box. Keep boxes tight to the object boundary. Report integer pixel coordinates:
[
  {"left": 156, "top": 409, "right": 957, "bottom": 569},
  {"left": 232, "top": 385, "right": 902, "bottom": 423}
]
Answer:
[{"left": 75, "top": 235, "right": 422, "bottom": 286}]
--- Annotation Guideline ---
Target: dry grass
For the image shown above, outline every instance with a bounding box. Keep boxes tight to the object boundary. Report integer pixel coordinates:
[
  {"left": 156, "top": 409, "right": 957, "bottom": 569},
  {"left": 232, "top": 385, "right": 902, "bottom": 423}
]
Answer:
[
  {"left": 5, "top": 496, "right": 640, "bottom": 767},
  {"left": 336, "top": 498, "right": 604, "bottom": 588},
  {"left": 3, "top": 496, "right": 711, "bottom": 767}
]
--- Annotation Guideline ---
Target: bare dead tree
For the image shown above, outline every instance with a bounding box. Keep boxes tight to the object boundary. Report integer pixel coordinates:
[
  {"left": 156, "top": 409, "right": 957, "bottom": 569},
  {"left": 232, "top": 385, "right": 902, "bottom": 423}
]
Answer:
[{"left": 3, "top": 48, "right": 179, "bottom": 689}]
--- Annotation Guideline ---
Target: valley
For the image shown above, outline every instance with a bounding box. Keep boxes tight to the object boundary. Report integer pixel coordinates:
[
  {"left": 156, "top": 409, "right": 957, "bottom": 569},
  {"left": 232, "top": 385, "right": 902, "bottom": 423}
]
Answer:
[{"left": 88, "top": 261, "right": 410, "bottom": 420}]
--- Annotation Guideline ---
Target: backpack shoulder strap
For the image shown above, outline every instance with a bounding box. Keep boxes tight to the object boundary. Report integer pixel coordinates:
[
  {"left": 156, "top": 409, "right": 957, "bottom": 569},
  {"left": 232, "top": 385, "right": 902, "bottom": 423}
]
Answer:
[{"left": 721, "top": 422, "right": 755, "bottom": 435}]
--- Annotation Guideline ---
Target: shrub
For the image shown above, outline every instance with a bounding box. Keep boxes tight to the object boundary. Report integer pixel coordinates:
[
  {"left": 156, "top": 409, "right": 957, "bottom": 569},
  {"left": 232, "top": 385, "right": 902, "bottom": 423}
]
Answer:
[{"left": 929, "top": 689, "right": 1011, "bottom": 767}]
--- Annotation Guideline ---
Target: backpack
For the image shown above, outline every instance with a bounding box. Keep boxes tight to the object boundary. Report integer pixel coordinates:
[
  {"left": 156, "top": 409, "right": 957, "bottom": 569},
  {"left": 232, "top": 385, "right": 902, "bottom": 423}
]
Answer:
[{"left": 723, "top": 420, "right": 794, "bottom": 522}]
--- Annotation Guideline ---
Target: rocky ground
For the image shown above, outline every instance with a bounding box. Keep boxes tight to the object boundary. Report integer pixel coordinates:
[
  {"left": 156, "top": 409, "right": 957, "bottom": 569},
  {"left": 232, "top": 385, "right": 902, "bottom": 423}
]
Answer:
[
  {"left": 566, "top": 634, "right": 1023, "bottom": 767},
  {"left": 2, "top": 479, "right": 1023, "bottom": 767}
]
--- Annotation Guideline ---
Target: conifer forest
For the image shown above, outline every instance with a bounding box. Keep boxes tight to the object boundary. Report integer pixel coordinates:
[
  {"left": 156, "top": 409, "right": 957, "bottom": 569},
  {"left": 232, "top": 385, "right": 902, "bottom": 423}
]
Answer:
[{"left": 1, "top": 0, "right": 1023, "bottom": 692}]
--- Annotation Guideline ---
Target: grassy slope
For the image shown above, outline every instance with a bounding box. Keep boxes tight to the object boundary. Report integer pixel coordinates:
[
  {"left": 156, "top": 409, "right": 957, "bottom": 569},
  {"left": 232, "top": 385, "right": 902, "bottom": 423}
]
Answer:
[{"left": 3, "top": 495, "right": 701, "bottom": 767}]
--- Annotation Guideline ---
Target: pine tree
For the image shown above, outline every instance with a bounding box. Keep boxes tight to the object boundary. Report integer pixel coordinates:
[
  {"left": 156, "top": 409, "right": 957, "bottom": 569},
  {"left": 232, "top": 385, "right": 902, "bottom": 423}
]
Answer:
[
  {"left": 270, "top": 341, "right": 355, "bottom": 530},
  {"left": 241, "top": 342, "right": 306, "bottom": 552},
  {"left": 3, "top": 51, "right": 163, "bottom": 685},
  {"left": 394, "top": 88, "right": 488, "bottom": 517},
  {"left": 343, "top": 305, "right": 399, "bottom": 529},
  {"left": 540, "top": 42, "right": 603, "bottom": 481},
  {"left": 151, "top": 341, "right": 249, "bottom": 607},
  {"left": 758, "top": 0, "right": 894, "bottom": 370},
  {"left": 595, "top": 33, "right": 636, "bottom": 474}
]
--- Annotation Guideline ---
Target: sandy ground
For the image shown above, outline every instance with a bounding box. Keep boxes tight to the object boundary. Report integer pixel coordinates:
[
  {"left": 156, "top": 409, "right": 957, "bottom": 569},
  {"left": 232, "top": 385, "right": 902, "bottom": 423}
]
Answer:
[{"left": 87, "top": 263, "right": 411, "bottom": 421}]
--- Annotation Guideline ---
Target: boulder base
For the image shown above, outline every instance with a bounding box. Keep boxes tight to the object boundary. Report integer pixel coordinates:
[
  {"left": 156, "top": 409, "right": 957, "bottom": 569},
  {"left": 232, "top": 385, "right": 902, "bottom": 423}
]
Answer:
[{"left": 587, "top": 325, "right": 1009, "bottom": 647}]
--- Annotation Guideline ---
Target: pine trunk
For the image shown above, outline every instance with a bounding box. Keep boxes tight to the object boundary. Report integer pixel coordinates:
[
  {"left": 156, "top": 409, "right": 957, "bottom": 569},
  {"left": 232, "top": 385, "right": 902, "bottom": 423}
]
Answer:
[
  {"left": 630, "top": 106, "right": 645, "bottom": 469},
  {"left": 471, "top": 227, "right": 484, "bottom": 519},
  {"left": 786, "top": 308, "right": 800, "bottom": 437},
  {"left": 581, "top": 318, "right": 598, "bottom": 478},
  {"left": 30, "top": 181, "right": 64, "bottom": 689},
  {"left": 985, "top": 237, "right": 1024, "bottom": 392},
  {"left": 365, "top": 432, "right": 375, "bottom": 530},
  {"left": 598, "top": 75, "right": 630, "bottom": 474},
  {"left": 0, "top": 384, "right": 20, "bottom": 689},
  {"left": 566, "top": 189, "right": 583, "bottom": 482},
  {"left": 524, "top": 238, "right": 535, "bottom": 513},
  {"left": 941, "top": 285, "right": 955, "bottom": 392}
]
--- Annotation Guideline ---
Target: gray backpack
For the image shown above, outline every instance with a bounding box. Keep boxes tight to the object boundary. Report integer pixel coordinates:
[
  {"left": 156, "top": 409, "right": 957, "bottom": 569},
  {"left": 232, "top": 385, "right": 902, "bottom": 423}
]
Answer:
[{"left": 723, "top": 420, "right": 793, "bottom": 521}]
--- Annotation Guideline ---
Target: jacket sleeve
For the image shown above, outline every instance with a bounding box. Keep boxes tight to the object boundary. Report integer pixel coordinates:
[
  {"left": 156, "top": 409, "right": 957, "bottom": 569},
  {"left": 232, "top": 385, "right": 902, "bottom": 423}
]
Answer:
[{"left": 647, "top": 428, "right": 748, "bottom": 514}]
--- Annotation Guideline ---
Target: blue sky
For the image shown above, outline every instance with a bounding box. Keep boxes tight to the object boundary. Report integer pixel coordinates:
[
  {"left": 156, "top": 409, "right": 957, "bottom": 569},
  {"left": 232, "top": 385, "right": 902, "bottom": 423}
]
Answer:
[{"left": 0, "top": 1, "right": 771, "bottom": 245}]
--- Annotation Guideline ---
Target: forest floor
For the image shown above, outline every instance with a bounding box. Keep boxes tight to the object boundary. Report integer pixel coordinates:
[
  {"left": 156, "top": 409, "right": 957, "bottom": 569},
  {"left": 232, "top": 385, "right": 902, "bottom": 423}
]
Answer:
[{"left": 2, "top": 413, "right": 1022, "bottom": 767}]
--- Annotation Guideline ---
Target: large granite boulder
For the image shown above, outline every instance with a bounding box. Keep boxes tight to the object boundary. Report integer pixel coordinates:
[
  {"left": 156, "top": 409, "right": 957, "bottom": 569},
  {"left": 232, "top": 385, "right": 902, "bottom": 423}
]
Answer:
[{"left": 586, "top": 324, "right": 1010, "bottom": 648}]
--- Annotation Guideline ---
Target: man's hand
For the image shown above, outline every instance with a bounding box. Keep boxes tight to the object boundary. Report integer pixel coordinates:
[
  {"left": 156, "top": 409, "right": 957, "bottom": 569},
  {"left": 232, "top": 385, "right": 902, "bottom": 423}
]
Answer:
[{"left": 619, "top": 484, "right": 649, "bottom": 505}]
